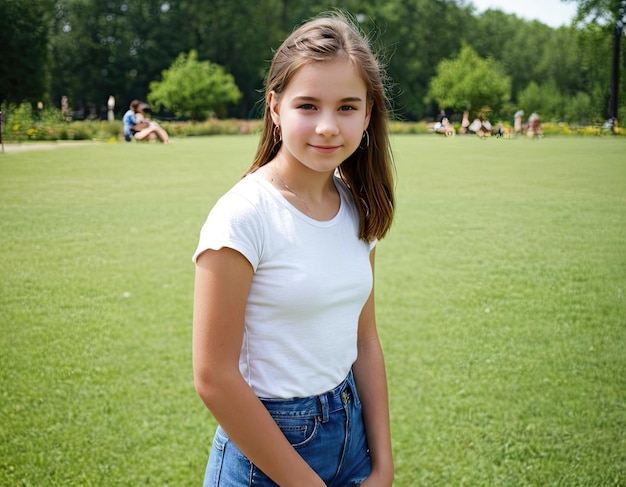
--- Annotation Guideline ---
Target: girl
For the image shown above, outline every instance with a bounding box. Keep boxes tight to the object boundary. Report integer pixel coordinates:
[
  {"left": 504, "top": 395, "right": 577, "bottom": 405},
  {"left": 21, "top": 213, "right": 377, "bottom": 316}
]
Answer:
[{"left": 192, "top": 13, "right": 395, "bottom": 487}]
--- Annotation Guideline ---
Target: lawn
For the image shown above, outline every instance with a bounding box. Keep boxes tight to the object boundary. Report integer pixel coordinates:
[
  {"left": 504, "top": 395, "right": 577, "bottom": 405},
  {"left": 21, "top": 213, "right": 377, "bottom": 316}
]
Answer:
[{"left": 1, "top": 135, "right": 625, "bottom": 486}]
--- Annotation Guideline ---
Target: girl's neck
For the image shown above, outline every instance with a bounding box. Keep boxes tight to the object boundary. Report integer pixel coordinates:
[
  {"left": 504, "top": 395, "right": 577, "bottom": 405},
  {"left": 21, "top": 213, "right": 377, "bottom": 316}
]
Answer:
[
  {"left": 272, "top": 153, "right": 336, "bottom": 201},
  {"left": 262, "top": 153, "right": 340, "bottom": 221}
]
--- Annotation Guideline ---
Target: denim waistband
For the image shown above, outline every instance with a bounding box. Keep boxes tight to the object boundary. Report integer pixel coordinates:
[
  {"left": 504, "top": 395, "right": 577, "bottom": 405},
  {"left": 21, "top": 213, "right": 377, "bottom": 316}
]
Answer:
[{"left": 259, "top": 370, "right": 357, "bottom": 423}]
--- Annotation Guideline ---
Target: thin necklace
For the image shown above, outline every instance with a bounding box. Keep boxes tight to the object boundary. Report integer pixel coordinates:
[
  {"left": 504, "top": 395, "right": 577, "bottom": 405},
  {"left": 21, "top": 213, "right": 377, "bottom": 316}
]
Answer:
[{"left": 271, "top": 164, "right": 314, "bottom": 218}]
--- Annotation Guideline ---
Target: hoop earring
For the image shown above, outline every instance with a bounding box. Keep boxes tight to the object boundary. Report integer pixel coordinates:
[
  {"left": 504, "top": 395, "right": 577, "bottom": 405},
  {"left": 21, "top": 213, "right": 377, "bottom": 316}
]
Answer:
[
  {"left": 273, "top": 124, "right": 282, "bottom": 146},
  {"left": 359, "top": 130, "right": 370, "bottom": 150}
]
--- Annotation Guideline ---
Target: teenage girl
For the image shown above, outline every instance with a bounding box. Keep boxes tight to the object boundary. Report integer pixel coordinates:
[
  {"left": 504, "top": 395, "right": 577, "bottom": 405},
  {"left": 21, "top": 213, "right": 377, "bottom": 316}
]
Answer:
[{"left": 192, "top": 13, "right": 395, "bottom": 487}]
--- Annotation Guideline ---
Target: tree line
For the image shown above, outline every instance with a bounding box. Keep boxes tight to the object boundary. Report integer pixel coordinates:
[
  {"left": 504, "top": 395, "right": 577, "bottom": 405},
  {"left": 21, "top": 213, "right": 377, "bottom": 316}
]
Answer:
[{"left": 1, "top": 0, "right": 624, "bottom": 125}]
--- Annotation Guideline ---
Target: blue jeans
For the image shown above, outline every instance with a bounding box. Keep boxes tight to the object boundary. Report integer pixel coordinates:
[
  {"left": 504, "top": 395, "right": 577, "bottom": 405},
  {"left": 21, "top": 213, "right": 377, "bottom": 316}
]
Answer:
[{"left": 203, "top": 370, "right": 371, "bottom": 486}]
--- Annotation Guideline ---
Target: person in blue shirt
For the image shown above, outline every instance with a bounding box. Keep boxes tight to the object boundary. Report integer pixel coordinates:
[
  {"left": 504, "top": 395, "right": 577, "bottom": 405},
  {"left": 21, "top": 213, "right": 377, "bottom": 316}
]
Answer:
[{"left": 122, "top": 100, "right": 169, "bottom": 143}]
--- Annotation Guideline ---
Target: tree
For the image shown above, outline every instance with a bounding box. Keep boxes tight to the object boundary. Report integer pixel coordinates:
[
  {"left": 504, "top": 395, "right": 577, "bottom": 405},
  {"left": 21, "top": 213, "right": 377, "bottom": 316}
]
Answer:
[
  {"left": 467, "top": 10, "right": 566, "bottom": 102},
  {"left": 374, "top": 0, "right": 473, "bottom": 120},
  {"left": 148, "top": 50, "right": 241, "bottom": 120},
  {"left": 48, "top": 0, "right": 186, "bottom": 118},
  {"left": 517, "top": 81, "right": 565, "bottom": 120},
  {"left": 6, "top": 0, "right": 617, "bottom": 124},
  {"left": 0, "top": 0, "right": 54, "bottom": 105},
  {"left": 565, "top": 0, "right": 626, "bottom": 129},
  {"left": 428, "top": 45, "right": 511, "bottom": 118}
]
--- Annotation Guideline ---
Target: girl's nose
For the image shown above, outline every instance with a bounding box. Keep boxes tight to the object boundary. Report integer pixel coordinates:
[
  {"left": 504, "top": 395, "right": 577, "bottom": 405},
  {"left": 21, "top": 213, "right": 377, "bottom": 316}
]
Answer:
[{"left": 315, "top": 113, "right": 339, "bottom": 137}]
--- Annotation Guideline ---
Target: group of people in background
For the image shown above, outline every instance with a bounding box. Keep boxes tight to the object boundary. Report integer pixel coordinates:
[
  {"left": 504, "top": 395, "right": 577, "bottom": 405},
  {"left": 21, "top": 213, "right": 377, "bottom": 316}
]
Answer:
[
  {"left": 432, "top": 109, "right": 543, "bottom": 138},
  {"left": 122, "top": 99, "right": 169, "bottom": 143}
]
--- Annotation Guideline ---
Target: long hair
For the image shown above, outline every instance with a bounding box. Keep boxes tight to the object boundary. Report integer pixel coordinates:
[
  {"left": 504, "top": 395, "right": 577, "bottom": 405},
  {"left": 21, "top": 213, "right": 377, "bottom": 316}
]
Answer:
[{"left": 243, "top": 12, "right": 395, "bottom": 241}]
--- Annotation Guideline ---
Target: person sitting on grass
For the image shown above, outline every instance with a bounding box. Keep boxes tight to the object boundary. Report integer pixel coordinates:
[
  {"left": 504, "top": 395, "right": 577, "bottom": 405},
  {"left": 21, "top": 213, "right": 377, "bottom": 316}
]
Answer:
[{"left": 122, "top": 100, "right": 169, "bottom": 143}]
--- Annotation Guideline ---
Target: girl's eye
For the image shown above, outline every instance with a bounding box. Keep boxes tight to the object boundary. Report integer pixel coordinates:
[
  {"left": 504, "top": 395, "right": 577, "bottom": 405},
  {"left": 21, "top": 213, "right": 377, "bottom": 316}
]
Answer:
[
  {"left": 339, "top": 105, "right": 356, "bottom": 111},
  {"left": 299, "top": 104, "right": 316, "bottom": 110}
]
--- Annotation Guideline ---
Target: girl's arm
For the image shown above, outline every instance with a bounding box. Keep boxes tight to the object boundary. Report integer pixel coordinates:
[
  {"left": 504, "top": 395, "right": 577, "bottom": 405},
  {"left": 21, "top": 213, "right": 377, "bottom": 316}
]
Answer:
[
  {"left": 352, "top": 248, "right": 395, "bottom": 486},
  {"left": 193, "top": 247, "right": 326, "bottom": 487}
]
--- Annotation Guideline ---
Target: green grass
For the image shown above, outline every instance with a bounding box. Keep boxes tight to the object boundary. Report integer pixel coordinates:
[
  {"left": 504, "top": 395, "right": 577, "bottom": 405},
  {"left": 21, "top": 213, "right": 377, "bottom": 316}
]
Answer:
[{"left": 1, "top": 135, "right": 625, "bottom": 486}]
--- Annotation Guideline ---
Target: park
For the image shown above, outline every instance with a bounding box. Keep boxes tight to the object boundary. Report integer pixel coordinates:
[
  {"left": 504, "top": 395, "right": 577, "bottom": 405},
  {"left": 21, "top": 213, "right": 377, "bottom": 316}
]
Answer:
[
  {"left": 0, "top": 133, "right": 624, "bottom": 485},
  {"left": 3, "top": 1, "right": 625, "bottom": 133}
]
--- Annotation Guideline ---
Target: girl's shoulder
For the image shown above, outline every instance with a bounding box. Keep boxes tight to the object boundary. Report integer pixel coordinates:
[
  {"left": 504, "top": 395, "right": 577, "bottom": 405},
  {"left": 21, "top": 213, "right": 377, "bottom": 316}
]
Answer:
[
  {"left": 213, "top": 174, "right": 265, "bottom": 214},
  {"left": 211, "top": 173, "right": 288, "bottom": 225},
  {"left": 225, "top": 173, "right": 271, "bottom": 206},
  {"left": 194, "top": 175, "right": 266, "bottom": 267}
]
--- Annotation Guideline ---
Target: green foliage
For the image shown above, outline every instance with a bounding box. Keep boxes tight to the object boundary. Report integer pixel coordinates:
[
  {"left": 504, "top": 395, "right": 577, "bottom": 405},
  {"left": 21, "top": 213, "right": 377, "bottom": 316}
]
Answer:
[
  {"left": 148, "top": 50, "right": 242, "bottom": 121},
  {"left": 517, "top": 81, "right": 564, "bottom": 121},
  {"left": 388, "top": 121, "right": 434, "bottom": 134},
  {"left": 7, "top": 0, "right": 624, "bottom": 125},
  {"left": 569, "top": 0, "right": 626, "bottom": 25},
  {"left": 0, "top": 0, "right": 53, "bottom": 105},
  {"left": 2, "top": 104, "right": 623, "bottom": 145},
  {"left": 517, "top": 81, "right": 604, "bottom": 124},
  {"left": 379, "top": 0, "right": 473, "bottom": 119},
  {"left": 3, "top": 103, "right": 34, "bottom": 142},
  {"left": 563, "top": 91, "right": 595, "bottom": 125},
  {"left": 48, "top": 0, "right": 173, "bottom": 117},
  {"left": 428, "top": 45, "right": 511, "bottom": 119},
  {"left": 163, "top": 119, "right": 262, "bottom": 137},
  {"left": 1, "top": 102, "right": 121, "bottom": 141},
  {"left": 1, "top": 137, "right": 625, "bottom": 485}
]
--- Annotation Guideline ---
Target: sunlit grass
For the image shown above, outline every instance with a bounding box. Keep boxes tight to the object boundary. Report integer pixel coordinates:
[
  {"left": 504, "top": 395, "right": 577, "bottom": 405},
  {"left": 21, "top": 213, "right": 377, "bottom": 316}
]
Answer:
[{"left": 1, "top": 135, "right": 625, "bottom": 485}]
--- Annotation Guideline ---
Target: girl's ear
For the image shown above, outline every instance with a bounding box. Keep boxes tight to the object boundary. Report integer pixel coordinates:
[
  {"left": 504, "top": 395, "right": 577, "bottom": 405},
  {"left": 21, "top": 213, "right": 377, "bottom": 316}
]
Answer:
[
  {"left": 268, "top": 91, "right": 280, "bottom": 125},
  {"left": 363, "top": 100, "right": 374, "bottom": 131}
]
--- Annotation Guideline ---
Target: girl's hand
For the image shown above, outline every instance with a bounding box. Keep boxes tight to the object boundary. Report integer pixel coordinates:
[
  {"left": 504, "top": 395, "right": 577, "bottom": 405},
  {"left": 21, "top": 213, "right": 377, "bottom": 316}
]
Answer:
[{"left": 360, "top": 470, "right": 393, "bottom": 487}]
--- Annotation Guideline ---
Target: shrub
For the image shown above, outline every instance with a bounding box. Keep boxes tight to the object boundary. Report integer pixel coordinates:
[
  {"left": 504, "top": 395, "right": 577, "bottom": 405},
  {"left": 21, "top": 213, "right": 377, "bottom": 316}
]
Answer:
[
  {"left": 389, "top": 121, "right": 432, "bottom": 134},
  {"left": 1, "top": 102, "right": 623, "bottom": 143},
  {"left": 161, "top": 119, "right": 262, "bottom": 138},
  {"left": 148, "top": 50, "right": 242, "bottom": 120}
]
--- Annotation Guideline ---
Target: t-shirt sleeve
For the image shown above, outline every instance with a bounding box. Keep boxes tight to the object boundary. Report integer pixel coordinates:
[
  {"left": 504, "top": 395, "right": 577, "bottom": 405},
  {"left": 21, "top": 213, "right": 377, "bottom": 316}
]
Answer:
[{"left": 192, "top": 192, "right": 263, "bottom": 270}]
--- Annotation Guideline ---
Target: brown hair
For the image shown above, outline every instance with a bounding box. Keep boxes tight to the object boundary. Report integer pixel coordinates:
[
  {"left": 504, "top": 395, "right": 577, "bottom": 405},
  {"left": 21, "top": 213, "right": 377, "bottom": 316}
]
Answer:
[{"left": 243, "top": 12, "right": 395, "bottom": 241}]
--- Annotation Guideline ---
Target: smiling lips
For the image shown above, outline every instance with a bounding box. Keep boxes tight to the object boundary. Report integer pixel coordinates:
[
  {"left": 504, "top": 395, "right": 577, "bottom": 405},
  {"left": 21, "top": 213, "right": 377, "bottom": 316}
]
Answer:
[{"left": 310, "top": 144, "right": 340, "bottom": 154}]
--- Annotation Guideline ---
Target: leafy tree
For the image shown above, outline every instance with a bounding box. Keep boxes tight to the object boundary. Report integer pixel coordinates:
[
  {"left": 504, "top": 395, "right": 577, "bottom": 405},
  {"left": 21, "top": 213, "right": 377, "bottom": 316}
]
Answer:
[
  {"left": 517, "top": 81, "right": 565, "bottom": 121},
  {"left": 517, "top": 79, "right": 604, "bottom": 124},
  {"left": 376, "top": 0, "right": 472, "bottom": 119},
  {"left": 468, "top": 10, "right": 566, "bottom": 102},
  {"left": 563, "top": 91, "right": 596, "bottom": 123},
  {"left": 148, "top": 50, "right": 242, "bottom": 120},
  {"left": 6, "top": 0, "right": 619, "bottom": 125},
  {"left": 574, "top": 23, "right": 614, "bottom": 117},
  {"left": 49, "top": 0, "right": 185, "bottom": 118},
  {"left": 536, "top": 26, "right": 585, "bottom": 96},
  {"left": 168, "top": 0, "right": 284, "bottom": 118},
  {"left": 564, "top": 0, "right": 626, "bottom": 126},
  {"left": 0, "top": 0, "right": 54, "bottom": 105},
  {"left": 428, "top": 45, "right": 511, "bottom": 118}
]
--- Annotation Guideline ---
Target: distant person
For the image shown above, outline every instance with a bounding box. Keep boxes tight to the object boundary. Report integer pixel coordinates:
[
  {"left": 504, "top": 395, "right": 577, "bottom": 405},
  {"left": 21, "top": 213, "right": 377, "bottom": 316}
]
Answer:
[
  {"left": 431, "top": 109, "right": 448, "bottom": 133},
  {"left": 527, "top": 112, "right": 543, "bottom": 138},
  {"left": 469, "top": 117, "right": 492, "bottom": 138},
  {"left": 432, "top": 117, "right": 455, "bottom": 136},
  {"left": 134, "top": 104, "right": 170, "bottom": 142},
  {"left": 602, "top": 117, "right": 617, "bottom": 134},
  {"left": 514, "top": 110, "right": 524, "bottom": 136},
  {"left": 122, "top": 100, "right": 169, "bottom": 143}
]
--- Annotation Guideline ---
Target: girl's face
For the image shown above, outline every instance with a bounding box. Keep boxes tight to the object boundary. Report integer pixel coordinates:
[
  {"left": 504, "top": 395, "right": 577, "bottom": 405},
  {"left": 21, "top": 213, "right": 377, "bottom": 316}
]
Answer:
[{"left": 269, "top": 56, "right": 371, "bottom": 173}]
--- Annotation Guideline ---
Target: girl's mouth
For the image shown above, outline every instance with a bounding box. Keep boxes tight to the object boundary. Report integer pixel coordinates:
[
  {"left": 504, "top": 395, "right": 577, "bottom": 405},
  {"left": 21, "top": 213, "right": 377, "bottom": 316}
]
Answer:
[{"left": 310, "top": 144, "right": 340, "bottom": 154}]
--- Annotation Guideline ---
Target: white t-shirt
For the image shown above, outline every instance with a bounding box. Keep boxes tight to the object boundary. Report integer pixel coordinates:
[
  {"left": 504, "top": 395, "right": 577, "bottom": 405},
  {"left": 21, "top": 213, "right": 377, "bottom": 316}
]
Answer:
[{"left": 193, "top": 173, "right": 375, "bottom": 398}]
